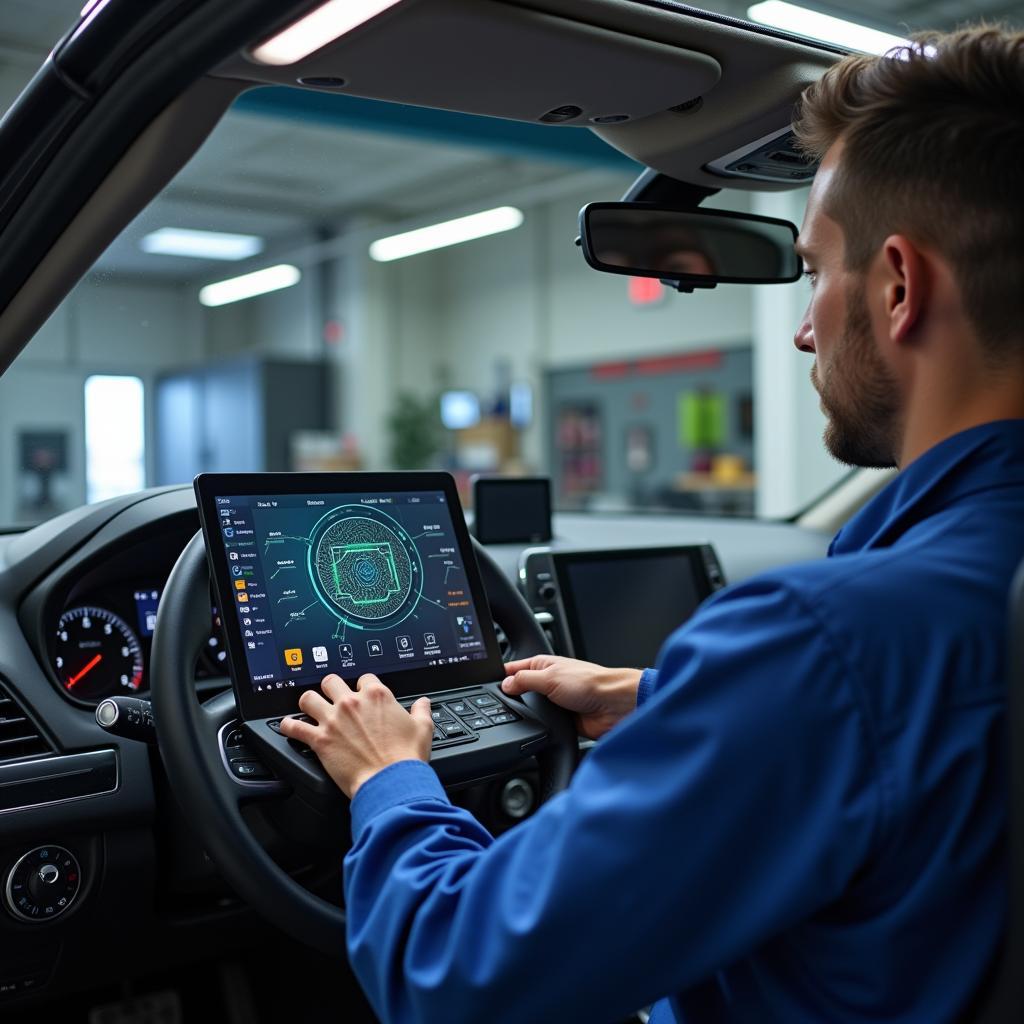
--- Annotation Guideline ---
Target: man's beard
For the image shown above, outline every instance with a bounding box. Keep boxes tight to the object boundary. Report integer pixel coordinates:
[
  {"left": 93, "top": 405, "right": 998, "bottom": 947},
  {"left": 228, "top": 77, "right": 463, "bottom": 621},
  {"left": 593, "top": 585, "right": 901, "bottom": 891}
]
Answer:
[{"left": 812, "top": 282, "right": 901, "bottom": 469}]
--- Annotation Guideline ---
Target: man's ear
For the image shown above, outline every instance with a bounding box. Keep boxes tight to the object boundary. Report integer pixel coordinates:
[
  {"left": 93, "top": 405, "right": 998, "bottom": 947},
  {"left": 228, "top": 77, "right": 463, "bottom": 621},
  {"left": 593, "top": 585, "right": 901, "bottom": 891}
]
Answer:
[{"left": 880, "top": 234, "right": 928, "bottom": 344}]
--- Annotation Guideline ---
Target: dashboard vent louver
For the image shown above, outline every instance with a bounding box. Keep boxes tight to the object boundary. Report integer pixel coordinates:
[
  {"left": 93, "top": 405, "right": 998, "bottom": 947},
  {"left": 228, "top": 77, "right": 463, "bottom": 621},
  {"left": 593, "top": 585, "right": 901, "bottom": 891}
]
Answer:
[{"left": 0, "top": 681, "right": 53, "bottom": 763}]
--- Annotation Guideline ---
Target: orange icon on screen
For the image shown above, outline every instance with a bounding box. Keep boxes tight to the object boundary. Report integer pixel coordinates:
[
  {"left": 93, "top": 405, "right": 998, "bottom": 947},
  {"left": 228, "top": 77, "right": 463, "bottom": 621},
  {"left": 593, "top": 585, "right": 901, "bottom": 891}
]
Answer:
[
  {"left": 284, "top": 648, "right": 303, "bottom": 667},
  {"left": 237, "top": 593, "right": 249, "bottom": 603},
  {"left": 234, "top": 580, "right": 246, "bottom": 591}
]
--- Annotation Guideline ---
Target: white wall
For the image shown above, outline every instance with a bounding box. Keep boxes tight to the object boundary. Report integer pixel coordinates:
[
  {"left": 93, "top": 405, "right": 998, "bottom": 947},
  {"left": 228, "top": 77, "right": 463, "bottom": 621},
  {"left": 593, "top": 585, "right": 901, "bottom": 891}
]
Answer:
[
  {"left": 752, "top": 190, "right": 846, "bottom": 516},
  {"left": 0, "top": 276, "right": 202, "bottom": 523}
]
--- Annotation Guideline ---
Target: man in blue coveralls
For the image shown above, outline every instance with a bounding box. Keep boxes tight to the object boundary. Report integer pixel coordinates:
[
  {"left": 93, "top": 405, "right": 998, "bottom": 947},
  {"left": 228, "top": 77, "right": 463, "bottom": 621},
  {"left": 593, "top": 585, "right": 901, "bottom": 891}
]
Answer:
[{"left": 280, "top": 27, "right": 1024, "bottom": 1023}]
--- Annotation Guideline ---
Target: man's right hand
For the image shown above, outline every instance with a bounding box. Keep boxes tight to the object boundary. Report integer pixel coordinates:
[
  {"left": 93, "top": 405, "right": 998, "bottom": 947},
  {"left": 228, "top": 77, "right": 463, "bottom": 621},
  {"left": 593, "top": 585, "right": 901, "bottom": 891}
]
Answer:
[{"left": 501, "top": 655, "right": 641, "bottom": 740}]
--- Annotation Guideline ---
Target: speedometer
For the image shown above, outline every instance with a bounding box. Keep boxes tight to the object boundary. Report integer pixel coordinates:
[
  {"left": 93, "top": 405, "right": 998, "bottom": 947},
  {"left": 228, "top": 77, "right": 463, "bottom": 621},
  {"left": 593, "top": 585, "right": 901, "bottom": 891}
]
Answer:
[{"left": 55, "top": 607, "right": 143, "bottom": 701}]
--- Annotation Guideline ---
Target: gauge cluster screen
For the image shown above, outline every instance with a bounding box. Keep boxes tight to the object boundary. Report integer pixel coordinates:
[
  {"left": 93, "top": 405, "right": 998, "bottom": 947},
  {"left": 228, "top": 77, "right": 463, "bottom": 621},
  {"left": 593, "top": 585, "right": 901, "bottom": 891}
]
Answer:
[
  {"left": 197, "top": 475, "right": 504, "bottom": 712},
  {"left": 55, "top": 606, "right": 144, "bottom": 701},
  {"left": 54, "top": 591, "right": 226, "bottom": 702}
]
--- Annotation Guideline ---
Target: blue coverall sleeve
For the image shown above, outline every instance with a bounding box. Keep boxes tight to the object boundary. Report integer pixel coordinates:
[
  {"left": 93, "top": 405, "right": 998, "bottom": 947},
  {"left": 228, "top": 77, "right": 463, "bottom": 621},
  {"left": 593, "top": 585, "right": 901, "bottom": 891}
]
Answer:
[
  {"left": 343, "top": 578, "right": 882, "bottom": 1024},
  {"left": 637, "top": 666, "right": 658, "bottom": 705}
]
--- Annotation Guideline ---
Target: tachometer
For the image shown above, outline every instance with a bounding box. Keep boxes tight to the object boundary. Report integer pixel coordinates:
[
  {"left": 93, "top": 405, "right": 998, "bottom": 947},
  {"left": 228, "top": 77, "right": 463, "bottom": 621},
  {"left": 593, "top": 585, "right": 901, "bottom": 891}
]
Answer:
[{"left": 55, "top": 607, "right": 143, "bottom": 701}]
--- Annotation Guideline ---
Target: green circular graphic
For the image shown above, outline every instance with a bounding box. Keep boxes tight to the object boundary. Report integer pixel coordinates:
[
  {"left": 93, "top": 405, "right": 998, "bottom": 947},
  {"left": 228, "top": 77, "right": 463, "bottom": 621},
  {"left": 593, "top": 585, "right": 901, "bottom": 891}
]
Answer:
[{"left": 308, "top": 506, "right": 421, "bottom": 627}]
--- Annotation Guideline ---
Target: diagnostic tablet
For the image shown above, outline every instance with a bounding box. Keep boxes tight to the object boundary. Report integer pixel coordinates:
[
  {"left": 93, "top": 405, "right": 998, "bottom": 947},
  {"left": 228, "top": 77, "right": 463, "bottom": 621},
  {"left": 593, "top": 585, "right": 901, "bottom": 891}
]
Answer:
[{"left": 195, "top": 472, "right": 505, "bottom": 720}]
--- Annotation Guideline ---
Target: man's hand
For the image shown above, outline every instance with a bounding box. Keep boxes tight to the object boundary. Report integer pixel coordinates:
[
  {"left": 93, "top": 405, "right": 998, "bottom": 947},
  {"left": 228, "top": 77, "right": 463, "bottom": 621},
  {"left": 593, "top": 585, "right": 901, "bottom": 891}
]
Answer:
[
  {"left": 502, "top": 655, "right": 641, "bottom": 740},
  {"left": 278, "top": 674, "right": 433, "bottom": 798}
]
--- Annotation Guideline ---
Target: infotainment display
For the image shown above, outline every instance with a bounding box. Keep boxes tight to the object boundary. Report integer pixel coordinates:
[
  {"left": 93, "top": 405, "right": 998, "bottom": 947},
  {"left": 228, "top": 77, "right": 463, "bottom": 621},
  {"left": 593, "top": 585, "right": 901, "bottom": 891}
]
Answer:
[{"left": 195, "top": 473, "right": 505, "bottom": 719}]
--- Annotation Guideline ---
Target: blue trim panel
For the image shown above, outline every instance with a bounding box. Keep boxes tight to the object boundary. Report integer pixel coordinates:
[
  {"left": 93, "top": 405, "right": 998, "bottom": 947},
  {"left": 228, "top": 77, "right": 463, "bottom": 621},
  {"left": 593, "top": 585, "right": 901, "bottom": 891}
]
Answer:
[{"left": 233, "top": 86, "right": 640, "bottom": 169}]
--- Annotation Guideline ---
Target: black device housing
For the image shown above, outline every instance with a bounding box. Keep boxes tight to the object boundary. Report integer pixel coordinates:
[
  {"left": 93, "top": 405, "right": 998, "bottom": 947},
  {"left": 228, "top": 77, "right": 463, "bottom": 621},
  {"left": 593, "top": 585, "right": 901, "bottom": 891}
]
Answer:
[{"left": 194, "top": 471, "right": 507, "bottom": 721}]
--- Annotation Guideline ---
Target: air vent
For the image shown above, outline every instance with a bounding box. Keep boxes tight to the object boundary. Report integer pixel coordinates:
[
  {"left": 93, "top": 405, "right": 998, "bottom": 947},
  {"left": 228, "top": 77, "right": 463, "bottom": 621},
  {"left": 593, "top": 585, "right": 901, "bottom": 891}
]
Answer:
[
  {"left": 540, "top": 105, "right": 583, "bottom": 124},
  {"left": 669, "top": 96, "right": 703, "bottom": 114},
  {"left": 0, "top": 681, "right": 53, "bottom": 763}
]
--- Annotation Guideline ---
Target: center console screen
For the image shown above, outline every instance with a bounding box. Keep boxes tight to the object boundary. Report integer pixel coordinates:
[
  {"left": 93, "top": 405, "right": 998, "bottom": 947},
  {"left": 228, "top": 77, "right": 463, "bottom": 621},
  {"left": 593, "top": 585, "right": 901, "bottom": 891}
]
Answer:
[{"left": 195, "top": 473, "right": 505, "bottom": 719}]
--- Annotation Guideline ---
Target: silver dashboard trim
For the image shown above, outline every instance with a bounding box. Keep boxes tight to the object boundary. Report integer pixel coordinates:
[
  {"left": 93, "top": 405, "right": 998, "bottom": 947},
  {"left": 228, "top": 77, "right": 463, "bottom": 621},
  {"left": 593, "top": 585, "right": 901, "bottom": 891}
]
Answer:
[{"left": 0, "top": 749, "right": 119, "bottom": 817}]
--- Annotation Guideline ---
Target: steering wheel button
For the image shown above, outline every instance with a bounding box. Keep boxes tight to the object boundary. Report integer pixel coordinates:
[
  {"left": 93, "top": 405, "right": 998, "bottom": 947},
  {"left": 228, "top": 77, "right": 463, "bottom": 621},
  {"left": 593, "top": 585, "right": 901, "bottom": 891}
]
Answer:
[
  {"left": 225, "top": 728, "right": 246, "bottom": 748},
  {"left": 230, "top": 759, "right": 272, "bottom": 780}
]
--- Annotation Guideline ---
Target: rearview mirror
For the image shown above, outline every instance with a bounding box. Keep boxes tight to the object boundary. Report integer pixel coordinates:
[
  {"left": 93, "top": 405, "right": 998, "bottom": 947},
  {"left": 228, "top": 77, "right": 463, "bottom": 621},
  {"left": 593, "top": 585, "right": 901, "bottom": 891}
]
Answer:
[{"left": 578, "top": 203, "right": 801, "bottom": 290}]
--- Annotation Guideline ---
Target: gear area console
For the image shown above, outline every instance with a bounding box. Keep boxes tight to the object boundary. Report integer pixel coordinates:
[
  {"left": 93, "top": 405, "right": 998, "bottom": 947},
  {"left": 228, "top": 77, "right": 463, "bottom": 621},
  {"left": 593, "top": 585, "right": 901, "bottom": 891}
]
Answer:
[{"left": 195, "top": 472, "right": 550, "bottom": 795}]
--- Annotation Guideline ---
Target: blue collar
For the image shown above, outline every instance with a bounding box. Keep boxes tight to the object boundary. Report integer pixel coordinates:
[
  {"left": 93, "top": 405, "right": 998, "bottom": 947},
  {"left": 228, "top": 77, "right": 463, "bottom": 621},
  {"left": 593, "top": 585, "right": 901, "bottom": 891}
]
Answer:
[{"left": 829, "top": 420, "right": 1024, "bottom": 556}]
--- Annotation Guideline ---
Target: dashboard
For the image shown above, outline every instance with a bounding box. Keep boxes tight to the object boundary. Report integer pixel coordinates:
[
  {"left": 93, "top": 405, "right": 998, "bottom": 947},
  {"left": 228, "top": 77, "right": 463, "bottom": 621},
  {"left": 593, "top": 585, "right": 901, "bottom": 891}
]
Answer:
[{"left": 0, "top": 484, "right": 830, "bottom": 1007}]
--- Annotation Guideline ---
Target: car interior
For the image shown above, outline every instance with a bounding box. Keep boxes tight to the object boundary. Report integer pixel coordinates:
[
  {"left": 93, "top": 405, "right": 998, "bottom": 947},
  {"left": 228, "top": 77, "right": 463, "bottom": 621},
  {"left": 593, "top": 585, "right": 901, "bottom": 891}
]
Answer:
[{"left": 0, "top": 0, "right": 1020, "bottom": 1020}]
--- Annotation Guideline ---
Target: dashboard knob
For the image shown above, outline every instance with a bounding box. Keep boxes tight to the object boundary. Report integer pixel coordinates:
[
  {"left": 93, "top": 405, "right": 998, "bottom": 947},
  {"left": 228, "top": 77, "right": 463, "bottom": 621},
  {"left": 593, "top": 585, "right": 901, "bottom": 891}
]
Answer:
[
  {"left": 4, "top": 846, "right": 81, "bottom": 923},
  {"left": 500, "top": 777, "right": 535, "bottom": 819},
  {"left": 538, "top": 582, "right": 558, "bottom": 603}
]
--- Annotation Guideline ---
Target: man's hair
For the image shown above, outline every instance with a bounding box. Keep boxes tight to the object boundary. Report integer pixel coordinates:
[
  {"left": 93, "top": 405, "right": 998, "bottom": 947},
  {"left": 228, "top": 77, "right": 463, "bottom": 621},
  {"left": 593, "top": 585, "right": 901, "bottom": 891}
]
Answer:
[{"left": 792, "top": 26, "right": 1024, "bottom": 358}]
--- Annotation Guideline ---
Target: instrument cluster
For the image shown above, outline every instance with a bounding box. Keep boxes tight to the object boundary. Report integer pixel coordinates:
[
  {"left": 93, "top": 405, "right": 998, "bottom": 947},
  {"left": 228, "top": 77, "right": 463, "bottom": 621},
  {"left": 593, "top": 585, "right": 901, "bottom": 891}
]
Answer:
[{"left": 53, "top": 583, "right": 227, "bottom": 703}]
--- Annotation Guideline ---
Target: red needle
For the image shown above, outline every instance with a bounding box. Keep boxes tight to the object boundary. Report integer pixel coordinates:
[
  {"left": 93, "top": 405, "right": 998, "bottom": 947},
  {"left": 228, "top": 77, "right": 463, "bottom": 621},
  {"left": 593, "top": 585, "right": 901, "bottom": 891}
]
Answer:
[{"left": 66, "top": 654, "right": 102, "bottom": 689}]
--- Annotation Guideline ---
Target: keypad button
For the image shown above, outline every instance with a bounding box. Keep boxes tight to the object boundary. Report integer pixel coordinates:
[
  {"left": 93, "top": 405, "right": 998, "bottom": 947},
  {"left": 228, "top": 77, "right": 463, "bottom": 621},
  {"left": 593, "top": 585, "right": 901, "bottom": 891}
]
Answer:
[
  {"left": 442, "top": 722, "right": 466, "bottom": 737},
  {"left": 471, "top": 695, "right": 498, "bottom": 708},
  {"left": 446, "top": 700, "right": 469, "bottom": 715},
  {"left": 483, "top": 703, "right": 508, "bottom": 717},
  {"left": 431, "top": 709, "right": 454, "bottom": 724},
  {"left": 466, "top": 716, "right": 492, "bottom": 730},
  {"left": 490, "top": 713, "right": 515, "bottom": 725}
]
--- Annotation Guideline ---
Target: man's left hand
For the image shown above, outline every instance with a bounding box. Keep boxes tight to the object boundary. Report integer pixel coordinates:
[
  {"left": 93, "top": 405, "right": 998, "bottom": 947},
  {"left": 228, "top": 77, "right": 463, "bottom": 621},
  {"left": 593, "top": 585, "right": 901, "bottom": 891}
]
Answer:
[{"left": 278, "top": 674, "right": 433, "bottom": 798}]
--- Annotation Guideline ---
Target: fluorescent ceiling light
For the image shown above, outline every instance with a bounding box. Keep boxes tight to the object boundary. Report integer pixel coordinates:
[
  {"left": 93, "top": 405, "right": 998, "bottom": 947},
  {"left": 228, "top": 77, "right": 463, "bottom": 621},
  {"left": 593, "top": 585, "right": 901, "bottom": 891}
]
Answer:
[
  {"left": 141, "top": 228, "right": 264, "bottom": 261},
  {"left": 199, "top": 265, "right": 301, "bottom": 307},
  {"left": 251, "top": 0, "right": 403, "bottom": 66},
  {"left": 369, "top": 207, "right": 525, "bottom": 263},
  {"left": 747, "top": 1, "right": 908, "bottom": 55}
]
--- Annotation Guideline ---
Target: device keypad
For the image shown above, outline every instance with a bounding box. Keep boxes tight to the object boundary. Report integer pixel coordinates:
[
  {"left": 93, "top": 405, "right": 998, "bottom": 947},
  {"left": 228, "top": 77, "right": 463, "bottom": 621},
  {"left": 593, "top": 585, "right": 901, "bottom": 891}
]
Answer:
[
  {"left": 263, "top": 692, "right": 519, "bottom": 757},
  {"left": 405, "top": 690, "right": 519, "bottom": 748}
]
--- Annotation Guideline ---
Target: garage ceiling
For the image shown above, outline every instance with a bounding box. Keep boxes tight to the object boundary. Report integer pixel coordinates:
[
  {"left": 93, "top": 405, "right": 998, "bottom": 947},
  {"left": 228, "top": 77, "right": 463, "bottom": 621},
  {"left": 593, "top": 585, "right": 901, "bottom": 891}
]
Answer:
[{"left": 1, "top": 0, "right": 1020, "bottom": 281}]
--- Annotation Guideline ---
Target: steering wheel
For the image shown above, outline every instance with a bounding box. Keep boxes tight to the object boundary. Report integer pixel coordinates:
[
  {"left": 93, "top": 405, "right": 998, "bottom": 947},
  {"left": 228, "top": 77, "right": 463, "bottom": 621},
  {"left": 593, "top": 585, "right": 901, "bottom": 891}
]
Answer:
[{"left": 150, "top": 530, "right": 577, "bottom": 954}]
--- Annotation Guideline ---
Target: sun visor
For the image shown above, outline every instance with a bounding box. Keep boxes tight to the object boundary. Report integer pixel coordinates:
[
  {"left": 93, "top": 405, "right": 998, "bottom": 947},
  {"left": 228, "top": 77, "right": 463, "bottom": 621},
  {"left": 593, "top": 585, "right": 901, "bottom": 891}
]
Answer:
[{"left": 217, "top": 0, "right": 721, "bottom": 128}]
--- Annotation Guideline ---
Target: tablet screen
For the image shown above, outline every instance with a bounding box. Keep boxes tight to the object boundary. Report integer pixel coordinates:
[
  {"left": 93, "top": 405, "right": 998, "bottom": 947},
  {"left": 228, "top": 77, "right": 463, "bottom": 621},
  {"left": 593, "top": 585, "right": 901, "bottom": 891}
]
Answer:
[{"left": 196, "top": 474, "right": 503, "bottom": 716}]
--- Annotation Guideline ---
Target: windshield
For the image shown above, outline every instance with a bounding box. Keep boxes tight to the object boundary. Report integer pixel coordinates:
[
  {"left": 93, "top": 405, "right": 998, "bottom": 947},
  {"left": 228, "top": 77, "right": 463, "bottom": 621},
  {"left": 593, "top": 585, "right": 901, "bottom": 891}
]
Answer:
[{"left": 0, "top": 3, "right": 879, "bottom": 529}]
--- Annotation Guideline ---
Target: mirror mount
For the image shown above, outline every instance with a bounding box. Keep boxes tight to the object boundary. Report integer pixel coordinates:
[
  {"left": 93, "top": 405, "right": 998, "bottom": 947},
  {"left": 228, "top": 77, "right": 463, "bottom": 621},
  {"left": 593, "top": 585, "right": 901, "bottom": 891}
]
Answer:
[
  {"left": 622, "top": 169, "right": 719, "bottom": 209},
  {"left": 663, "top": 277, "right": 717, "bottom": 294}
]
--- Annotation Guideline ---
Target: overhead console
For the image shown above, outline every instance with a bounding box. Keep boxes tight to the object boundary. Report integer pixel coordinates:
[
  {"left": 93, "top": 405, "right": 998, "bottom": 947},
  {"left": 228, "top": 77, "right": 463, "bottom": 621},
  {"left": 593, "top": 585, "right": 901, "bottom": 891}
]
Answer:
[
  {"left": 219, "top": 0, "right": 721, "bottom": 128},
  {"left": 215, "top": 0, "right": 838, "bottom": 192}
]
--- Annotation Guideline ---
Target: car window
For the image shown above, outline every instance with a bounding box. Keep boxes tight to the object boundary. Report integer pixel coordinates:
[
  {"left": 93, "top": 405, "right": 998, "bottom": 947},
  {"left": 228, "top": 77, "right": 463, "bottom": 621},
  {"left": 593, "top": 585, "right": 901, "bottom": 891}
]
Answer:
[{"left": 0, "top": 4, "right": 863, "bottom": 529}]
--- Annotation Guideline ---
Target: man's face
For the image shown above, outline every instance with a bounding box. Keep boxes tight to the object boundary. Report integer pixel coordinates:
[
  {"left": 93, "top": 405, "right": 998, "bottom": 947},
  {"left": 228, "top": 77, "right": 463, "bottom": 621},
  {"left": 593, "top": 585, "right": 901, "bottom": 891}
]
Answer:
[{"left": 795, "top": 144, "right": 902, "bottom": 469}]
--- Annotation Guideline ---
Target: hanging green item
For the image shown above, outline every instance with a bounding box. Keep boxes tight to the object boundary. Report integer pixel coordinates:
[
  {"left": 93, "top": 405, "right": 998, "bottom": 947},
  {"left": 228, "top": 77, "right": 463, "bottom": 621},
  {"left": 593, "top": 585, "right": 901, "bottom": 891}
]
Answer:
[{"left": 679, "top": 390, "right": 726, "bottom": 448}]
